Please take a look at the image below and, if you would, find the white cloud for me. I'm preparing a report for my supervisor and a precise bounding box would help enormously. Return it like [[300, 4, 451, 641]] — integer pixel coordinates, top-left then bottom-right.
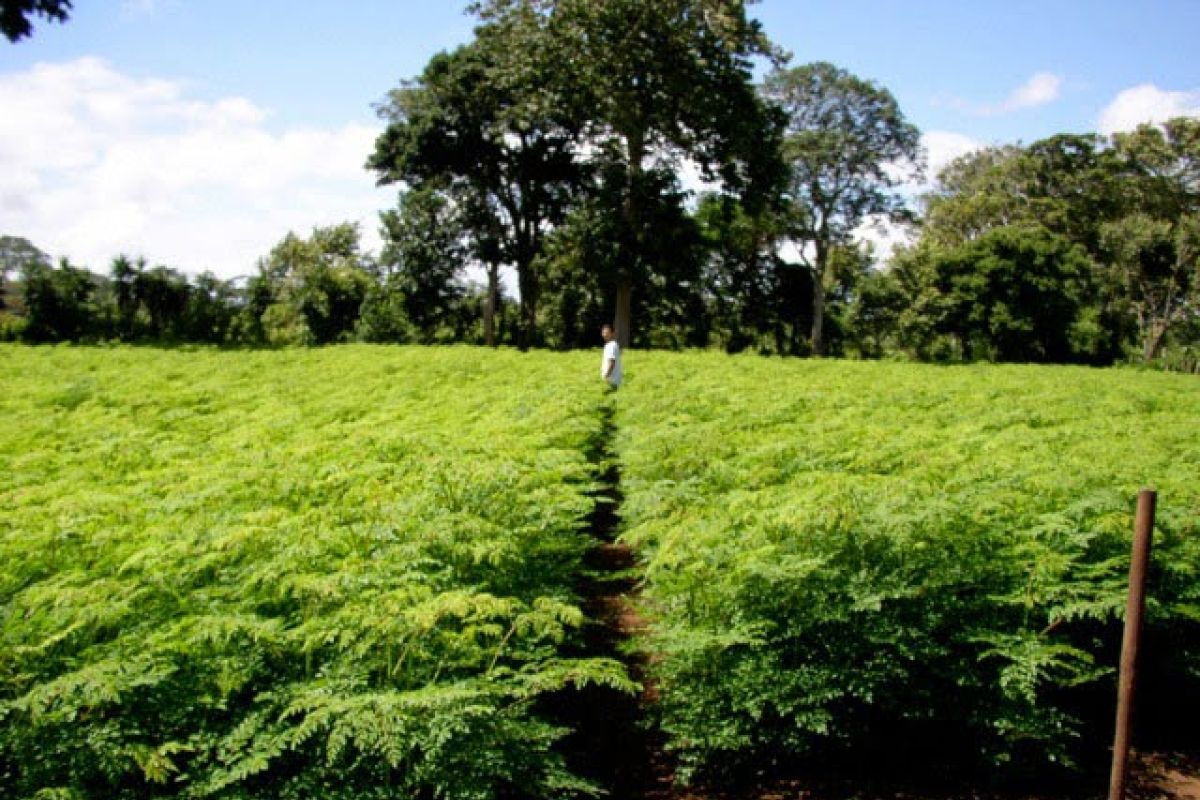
[[934, 72, 1063, 117], [1007, 72, 1063, 110], [1098, 83, 1200, 134], [854, 214, 915, 259], [922, 130, 984, 180], [979, 72, 1063, 116], [0, 57, 391, 278]]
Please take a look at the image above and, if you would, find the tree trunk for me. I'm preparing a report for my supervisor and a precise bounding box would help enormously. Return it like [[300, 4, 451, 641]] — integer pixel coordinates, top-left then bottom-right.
[[1143, 321, 1168, 362], [810, 224, 830, 357], [810, 276, 825, 356], [517, 252, 538, 351], [484, 264, 498, 347], [615, 281, 632, 348], [615, 124, 645, 351]]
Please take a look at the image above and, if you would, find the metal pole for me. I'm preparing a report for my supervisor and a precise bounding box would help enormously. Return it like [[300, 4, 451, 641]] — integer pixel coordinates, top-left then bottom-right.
[[1108, 488, 1157, 800]]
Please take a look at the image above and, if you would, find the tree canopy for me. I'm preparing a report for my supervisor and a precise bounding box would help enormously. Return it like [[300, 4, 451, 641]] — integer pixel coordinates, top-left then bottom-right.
[[763, 61, 923, 355], [370, 0, 784, 349], [900, 118, 1200, 365], [1, 0, 71, 41], [369, 35, 580, 348]]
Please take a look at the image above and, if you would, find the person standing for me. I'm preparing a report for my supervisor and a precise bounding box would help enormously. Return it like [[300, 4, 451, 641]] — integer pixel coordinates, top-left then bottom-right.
[[600, 324, 623, 388]]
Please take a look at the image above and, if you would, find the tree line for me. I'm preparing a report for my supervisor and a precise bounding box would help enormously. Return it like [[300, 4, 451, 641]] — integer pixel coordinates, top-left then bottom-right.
[[3, 0, 1197, 367], [0, 226, 520, 347]]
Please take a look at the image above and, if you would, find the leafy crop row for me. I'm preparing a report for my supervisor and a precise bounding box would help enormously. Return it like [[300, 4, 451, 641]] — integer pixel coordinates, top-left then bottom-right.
[[0, 345, 629, 800], [613, 353, 1200, 781]]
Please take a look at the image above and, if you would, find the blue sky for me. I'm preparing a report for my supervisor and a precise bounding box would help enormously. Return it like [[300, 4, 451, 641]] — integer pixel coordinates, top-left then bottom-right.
[[756, 0, 1200, 144], [1, 1, 477, 129], [2, 0, 1198, 278]]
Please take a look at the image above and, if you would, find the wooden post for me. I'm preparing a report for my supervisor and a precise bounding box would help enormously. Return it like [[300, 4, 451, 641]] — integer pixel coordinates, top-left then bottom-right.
[[1108, 488, 1157, 800]]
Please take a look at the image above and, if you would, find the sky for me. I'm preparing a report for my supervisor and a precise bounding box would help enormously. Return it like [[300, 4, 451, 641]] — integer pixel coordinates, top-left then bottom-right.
[[2, 0, 1198, 280]]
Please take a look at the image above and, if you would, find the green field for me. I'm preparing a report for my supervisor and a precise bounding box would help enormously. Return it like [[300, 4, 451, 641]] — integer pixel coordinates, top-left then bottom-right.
[[613, 354, 1200, 780], [1, 346, 629, 800], [2, 345, 1198, 798]]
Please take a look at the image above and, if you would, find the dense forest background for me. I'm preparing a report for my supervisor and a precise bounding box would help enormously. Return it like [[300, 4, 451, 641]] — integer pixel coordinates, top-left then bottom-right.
[[2, 0, 1197, 370]]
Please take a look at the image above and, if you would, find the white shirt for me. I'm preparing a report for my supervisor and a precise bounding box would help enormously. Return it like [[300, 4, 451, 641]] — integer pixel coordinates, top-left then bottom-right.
[[601, 340, 622, 387]]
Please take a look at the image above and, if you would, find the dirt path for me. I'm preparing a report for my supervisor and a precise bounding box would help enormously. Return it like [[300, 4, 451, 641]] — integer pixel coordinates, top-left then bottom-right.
[[556, 400, 677, 799]]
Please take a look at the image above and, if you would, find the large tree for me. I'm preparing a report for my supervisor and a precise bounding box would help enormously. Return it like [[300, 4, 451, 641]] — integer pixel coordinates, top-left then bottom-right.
[[1100, 119, 1200, 360], [109, 254, 141, 338], [254, 224, 375, 346], [1110, 117, 1200, 220], [369, 30, 580, 348], [922, 134, 1118, 255], [19, 257, 97, 342], [182, 271, 240, 343], [1, 235, 50, 314], [763, 62, 922, 356], [1, 0, 70, 41], [694, 194, 799, 353], [915, 135, 1128, 362], [378, 186, 467, 343], [538, 168, 709, 349], [917, 119, 1200, 363], [1100, 213, 1199, 361], [474, 0, 783, 348], [134, 264, 191, 340], [900, 225, 1093, 362]]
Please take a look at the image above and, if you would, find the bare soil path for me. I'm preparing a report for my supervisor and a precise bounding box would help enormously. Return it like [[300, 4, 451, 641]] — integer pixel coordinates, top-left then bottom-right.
[[554, 400, 677, 798]]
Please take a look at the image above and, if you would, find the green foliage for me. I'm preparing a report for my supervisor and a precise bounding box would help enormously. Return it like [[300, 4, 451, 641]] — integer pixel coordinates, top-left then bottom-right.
[[1098, 202, 1199, 362], [253, 224, 376, 346], [1, 235, 50, 336], [108, 256, 236, 343], [763, 61, 923, 355], [540, 171, 710, 350], [354, 282, 414, 344], [7, 245, 242, 346], [5, 344, 1199, 794], [898, 225, 1094, 362], [1052, 125, 1200, 361], [910, 119, 1200, 366], [18, 258, 100, 343], [0, 0, 71, 42], [467, 0, 784, 346], [369, 34, 581, 348], [613, 353, 1200, 781], [0, 345, 634, 799], [378, 187, 466, 343], [693, 194, 806, 355], [922, 135, 1115, 256], [845, 265, 906, 358], [503, 0, 782, 188]]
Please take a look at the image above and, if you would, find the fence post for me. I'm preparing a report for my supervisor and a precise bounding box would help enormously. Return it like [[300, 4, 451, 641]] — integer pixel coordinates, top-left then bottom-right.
[[1108, 488, 1157, 800]]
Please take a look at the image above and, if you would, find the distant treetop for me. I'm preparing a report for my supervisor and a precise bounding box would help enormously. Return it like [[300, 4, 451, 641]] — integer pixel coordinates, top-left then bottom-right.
[[1, 0, 72, 42]]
